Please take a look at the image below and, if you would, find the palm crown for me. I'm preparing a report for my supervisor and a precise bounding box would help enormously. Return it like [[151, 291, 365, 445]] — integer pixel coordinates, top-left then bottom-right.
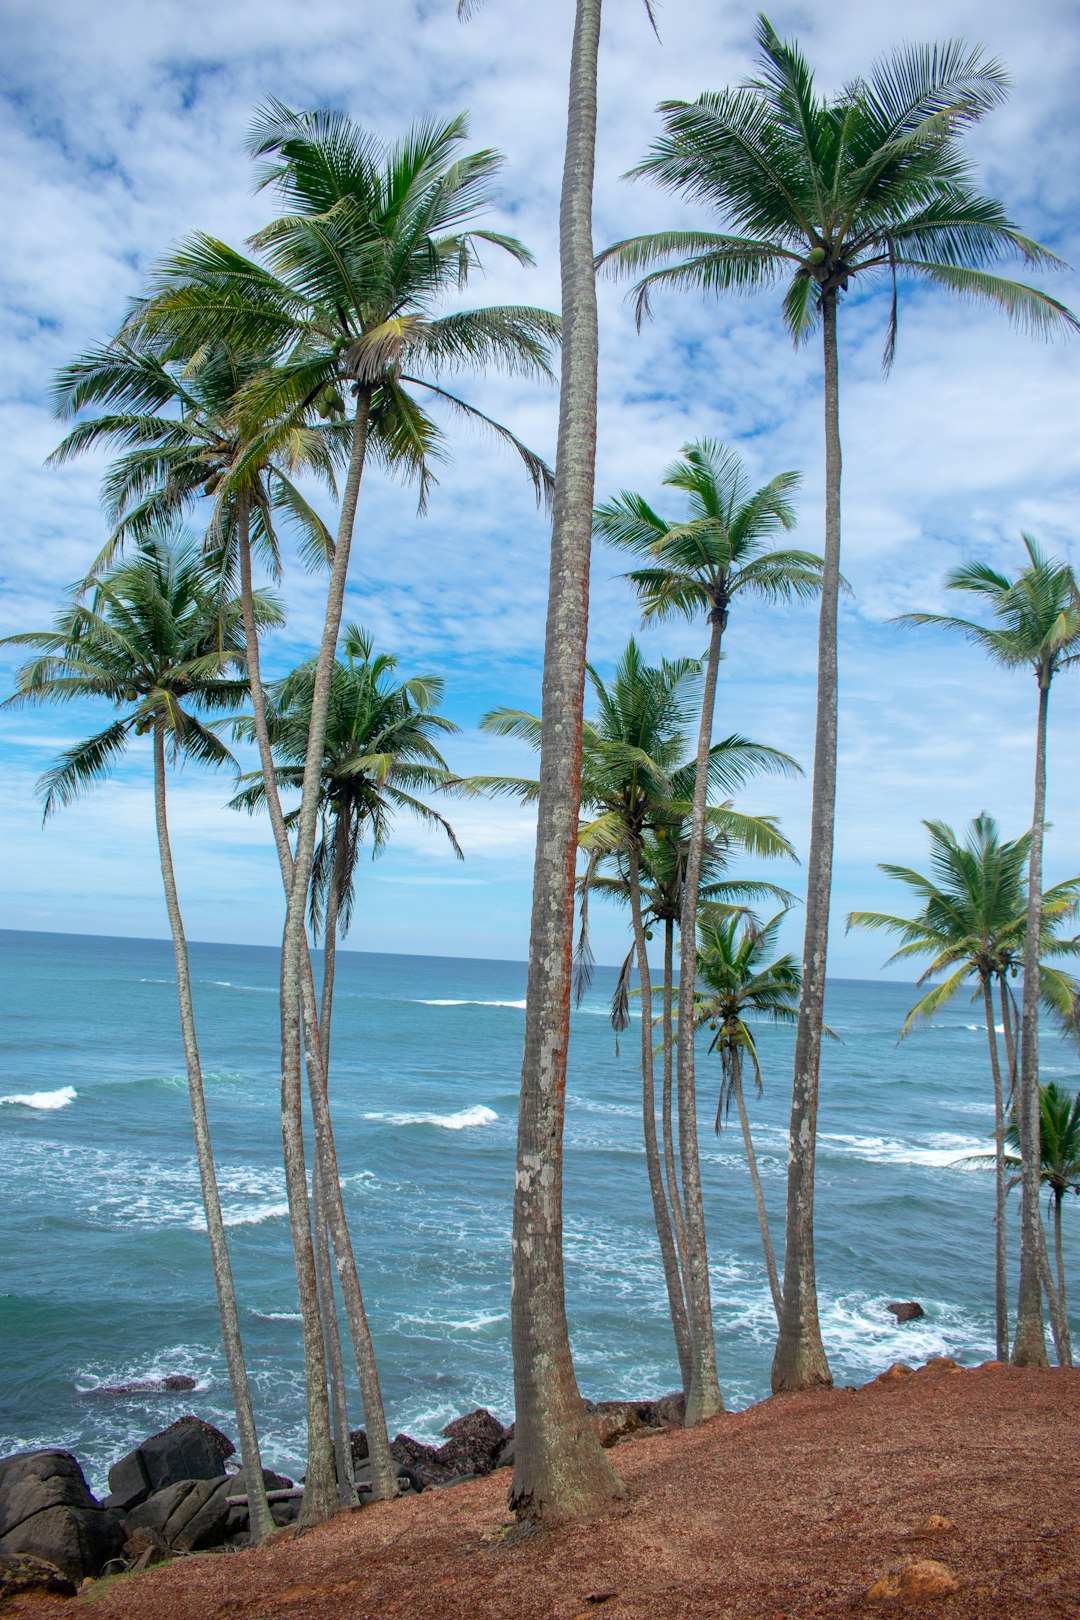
[[2, 532, 280, 817], [693, 909, 802, 1128], [231, 624, 461, 939], [598, 15, 1078, 361], [127, 106, 560, 509], [49, 339, 340, 580], [594, 438, 821, 624]]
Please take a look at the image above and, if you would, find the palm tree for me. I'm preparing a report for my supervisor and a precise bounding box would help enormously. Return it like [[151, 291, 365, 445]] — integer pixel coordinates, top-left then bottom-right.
[[692, 910, 805, 1320], [900, 539, 1080, 1366], [584, 815, 797, 1318], [477, 640, 797, 1399], [1, 532, 282, 1544], [127, 107, 559, 1521], [594, 437, 818, 1417], [848, 815, 1080, 1360], [598, 16, 1079, 1394], [1008, 1084, 1080, 1366]]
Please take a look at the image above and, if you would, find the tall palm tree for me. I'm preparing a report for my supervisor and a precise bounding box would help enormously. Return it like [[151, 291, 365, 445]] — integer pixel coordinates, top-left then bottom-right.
[[599, 16, 1079, 1393], [477, 640, 797, 1398], [692, 910, 806, 1321], [900, 539, 1080, 1366], [848, 814, 1080, 1360], [594, 437, 817, 1417], [127, 107, 559, 1521], [1007, 1084, 1080, 1366], [1, 532, 282, 1544]]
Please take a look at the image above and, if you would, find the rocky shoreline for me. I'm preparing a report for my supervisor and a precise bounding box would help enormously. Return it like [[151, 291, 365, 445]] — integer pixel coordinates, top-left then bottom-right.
[[0, 1392, 686, 1601]]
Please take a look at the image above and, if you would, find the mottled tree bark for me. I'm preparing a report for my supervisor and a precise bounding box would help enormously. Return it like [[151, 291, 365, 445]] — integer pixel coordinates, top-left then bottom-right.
[[509, 0, 625, 1522], [662, 918, 691, 1305], [771, 291, 840, 1394], [152, 720, 273, 1544], [1012, 678, 1050, 1368]]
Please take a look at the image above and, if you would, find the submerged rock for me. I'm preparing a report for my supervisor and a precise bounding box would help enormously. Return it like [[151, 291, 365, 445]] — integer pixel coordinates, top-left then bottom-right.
[[0, 1450, 125, 1581], [86, 1374, 198, 1398], [886, 1301, 925, 1323]]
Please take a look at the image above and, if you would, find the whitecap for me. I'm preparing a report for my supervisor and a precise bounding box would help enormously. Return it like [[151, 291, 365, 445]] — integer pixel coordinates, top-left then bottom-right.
[[0, 1086, 77, 1111], [250, 1309, 303, 1322], [819, 1130, 985, 1169], [187, 1200, 291, 1231], [414, 998, 526, 1009], [363, 1104, 498, 1131]]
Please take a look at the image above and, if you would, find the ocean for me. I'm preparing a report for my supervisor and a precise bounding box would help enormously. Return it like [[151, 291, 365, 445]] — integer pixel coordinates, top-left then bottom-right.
[[2, 927, 1076, 1492]]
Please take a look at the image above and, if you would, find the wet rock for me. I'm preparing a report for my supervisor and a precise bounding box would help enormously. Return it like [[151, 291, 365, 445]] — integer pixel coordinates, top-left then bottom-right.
[[124, 1477, 231, 1553], [437, 1409, 508, 1475], [106, 1416, 229, 1510], [867, 1558, 959, 1603], [0, 1450, 126, 1582], [886, 1301, 925, 1324], [0, 1551, 78, 1601], [87, 1375, 198, 1398]]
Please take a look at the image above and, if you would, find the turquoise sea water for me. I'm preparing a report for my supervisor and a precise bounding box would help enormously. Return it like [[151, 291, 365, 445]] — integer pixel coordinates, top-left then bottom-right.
[[2, 927, 1077, 1491]]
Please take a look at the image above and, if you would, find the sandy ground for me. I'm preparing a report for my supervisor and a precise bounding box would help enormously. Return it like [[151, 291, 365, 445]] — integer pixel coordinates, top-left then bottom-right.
[[9, 1361, 1080, 1619]]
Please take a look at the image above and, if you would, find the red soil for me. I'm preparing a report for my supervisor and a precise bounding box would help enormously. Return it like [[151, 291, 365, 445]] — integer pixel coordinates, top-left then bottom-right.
[[10, 1361, 1080, 1619]]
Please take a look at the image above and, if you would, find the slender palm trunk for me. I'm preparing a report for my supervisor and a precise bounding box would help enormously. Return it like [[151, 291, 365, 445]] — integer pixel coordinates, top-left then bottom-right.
[[151, 721, 273, 1544], [1036, 1206, 1070, 1366], [509, 0, 625, 1522], [676, 611, 726, 1424], [238, 476, 396, 1503], [1052, 1191, 1072, 1366], [982, 975, 1009, 1360], [732, 1066, 781, 1322], [311, 1160, 355, 1506], [319, 817, 347, 1078], [662, 917, 691, 1297], [1000, 977, 1018, 1107], [1013, 677, 1051, 1367], [629, 849, 692, 1388], [772, 291, 840, 1394]]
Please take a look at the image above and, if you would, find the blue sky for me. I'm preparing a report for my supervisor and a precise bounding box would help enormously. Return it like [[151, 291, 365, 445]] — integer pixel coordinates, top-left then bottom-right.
[[1, 0, 1078, 977]]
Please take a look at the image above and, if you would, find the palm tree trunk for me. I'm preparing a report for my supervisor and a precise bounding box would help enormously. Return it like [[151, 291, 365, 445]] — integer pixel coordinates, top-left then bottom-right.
[[1053, 1191, 1072, 1366], [1036, 1205, 1070, 1366], [999, 976, 1019, 1107], [311, 1161, 355, 1506], [238, 472, 395, 1515], [319, 817, 348, 1078], [151, 720, 273, 1544], [629, 848, 692, 1388], [982, 975, 1009, 1361], [662, 917, 691, 1296], [771, 290, 840, 1395], [509, 0, 625, 1523], [1013, 677, 1051, 1367], [676, 610, 726, 1424], [732, 1068, 781, 1322]]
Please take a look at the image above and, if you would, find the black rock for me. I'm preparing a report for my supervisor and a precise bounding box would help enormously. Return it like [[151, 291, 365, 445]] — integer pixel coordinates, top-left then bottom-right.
[[436, 1408, 508, 1476], [0, 1451, 125, 1582], [107, 1416, 229, 1510], [88, 1375, 198, 1398], [124, 1477, 231, 1553], [886, 1300, 926, 1323]]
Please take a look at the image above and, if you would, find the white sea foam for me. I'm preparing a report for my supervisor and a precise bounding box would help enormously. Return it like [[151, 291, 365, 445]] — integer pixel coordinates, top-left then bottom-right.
[[414, 997, 526, 1009], [0, 1085, 77, 1111], [204, 980, 275, 994], [962, 1023, 1006, 1034], [819, 1130, 985, 1169], [250, 1309, 303, 1322], [364, 1104, 498, 1131], [187, 1199, 291, 1231]]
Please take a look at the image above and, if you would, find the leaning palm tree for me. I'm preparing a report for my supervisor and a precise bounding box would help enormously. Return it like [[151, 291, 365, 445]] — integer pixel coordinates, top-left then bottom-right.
[[477, 640, 798, 1399], [692, 910, 806, 1321], [594, 437, 818, 1418], [899, 539, 1080, 1366], [1, 532, 282, 1544], [599, 16, 1079, 1393], [128, 107, 559, 1521], [848, 814, 1080, 1360]]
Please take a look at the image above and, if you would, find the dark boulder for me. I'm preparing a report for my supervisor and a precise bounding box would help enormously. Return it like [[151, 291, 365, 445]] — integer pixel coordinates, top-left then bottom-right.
[[350, 1428, 369, 1466], [0, 1450, 126, 1582], [124, 1476, 231, 1553], [390, 1433, 450, 1485], [0, 1551, 78, 1602], [106, 1416, 230, 1510], [122, 1525, 173, 1572], [87, 1375, 197, 1398], [886, 1300, 926, 1323], [436, 1408, 508, 1476]]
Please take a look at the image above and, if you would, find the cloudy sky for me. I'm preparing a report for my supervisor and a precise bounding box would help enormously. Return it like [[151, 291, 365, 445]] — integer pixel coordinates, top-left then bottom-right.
[[2, 0, 1078, 977]]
